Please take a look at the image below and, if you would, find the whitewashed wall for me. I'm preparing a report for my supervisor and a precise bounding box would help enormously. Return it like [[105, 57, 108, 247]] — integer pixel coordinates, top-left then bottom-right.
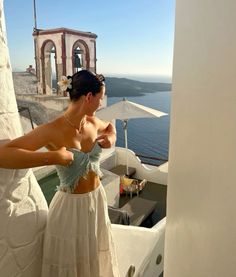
[[165, 1, 236, 277], [0, 1, 48, 276]]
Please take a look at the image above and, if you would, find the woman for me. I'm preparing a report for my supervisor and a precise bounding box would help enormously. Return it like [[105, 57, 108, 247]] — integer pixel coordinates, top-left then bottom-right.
[[0, 70, 120, 277]]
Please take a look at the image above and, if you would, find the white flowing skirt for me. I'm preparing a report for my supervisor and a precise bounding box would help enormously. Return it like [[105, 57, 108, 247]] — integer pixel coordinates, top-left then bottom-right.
[[42, 183, 120, 277]]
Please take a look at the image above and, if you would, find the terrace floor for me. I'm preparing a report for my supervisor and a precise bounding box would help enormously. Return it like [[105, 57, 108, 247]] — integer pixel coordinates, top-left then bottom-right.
[[119, 181, 167, 227]]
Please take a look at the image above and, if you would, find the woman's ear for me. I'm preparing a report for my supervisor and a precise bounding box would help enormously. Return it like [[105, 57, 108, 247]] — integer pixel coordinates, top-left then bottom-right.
[[85, 92, 93, 102]]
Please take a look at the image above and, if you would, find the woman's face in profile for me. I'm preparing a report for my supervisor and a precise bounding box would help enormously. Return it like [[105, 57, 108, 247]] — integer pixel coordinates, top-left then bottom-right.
[[87, 86, 105, 116]]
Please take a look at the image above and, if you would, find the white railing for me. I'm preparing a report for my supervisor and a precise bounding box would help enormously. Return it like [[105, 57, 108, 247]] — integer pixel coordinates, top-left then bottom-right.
[[101, 147, 168, 185]]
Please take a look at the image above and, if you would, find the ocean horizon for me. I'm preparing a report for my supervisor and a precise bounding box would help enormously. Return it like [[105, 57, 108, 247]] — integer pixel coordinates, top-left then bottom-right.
[[107, 90, 171, 165], [105, 73, 172, 83]]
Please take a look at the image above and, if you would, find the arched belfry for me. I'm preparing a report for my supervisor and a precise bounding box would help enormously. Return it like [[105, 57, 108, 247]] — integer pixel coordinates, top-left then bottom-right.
[[33, 28, 97, 95]]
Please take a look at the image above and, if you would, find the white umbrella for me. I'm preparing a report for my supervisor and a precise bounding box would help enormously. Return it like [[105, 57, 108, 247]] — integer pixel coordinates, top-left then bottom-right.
[[96, 98, 168, 175]]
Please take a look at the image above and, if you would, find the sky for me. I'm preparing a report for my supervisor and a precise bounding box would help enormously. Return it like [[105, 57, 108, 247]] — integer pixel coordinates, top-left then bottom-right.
[[4, 0, 175, 81]]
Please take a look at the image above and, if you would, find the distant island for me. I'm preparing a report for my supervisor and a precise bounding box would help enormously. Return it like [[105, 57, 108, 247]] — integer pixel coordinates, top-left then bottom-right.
[[105, 77, 171, 97], [14, 72, 172, 97]]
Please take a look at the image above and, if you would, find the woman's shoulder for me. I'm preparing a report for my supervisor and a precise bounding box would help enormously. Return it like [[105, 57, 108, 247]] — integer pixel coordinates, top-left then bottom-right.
[[86, 115, 98, 126], [86, 116, 107, 132], [34, 117, 60, 132], [33, 117, 64, 140], [35, 117, 66, 150], [87, 115, 104, 125]]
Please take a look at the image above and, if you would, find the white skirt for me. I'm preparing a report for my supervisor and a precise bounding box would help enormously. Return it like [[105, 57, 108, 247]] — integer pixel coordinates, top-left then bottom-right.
[[42, 183, 120, 277]]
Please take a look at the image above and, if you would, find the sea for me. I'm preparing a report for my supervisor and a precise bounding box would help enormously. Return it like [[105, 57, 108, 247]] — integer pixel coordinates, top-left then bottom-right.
[[106, 74, 171, 166]]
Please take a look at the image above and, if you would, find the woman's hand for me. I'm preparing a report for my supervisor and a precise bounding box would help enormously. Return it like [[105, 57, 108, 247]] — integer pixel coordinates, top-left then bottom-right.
[[96, 134, 113, 148], [55, 147, 74, 166], [93, 118, 116, 148]]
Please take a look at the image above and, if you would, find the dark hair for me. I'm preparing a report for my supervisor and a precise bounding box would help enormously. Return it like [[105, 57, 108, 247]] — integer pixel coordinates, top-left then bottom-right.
[[66, 70, 105, 101]]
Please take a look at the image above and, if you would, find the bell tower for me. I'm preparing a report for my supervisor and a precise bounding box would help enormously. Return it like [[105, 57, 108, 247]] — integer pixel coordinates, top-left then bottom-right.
[[33, 28, 97, 95]]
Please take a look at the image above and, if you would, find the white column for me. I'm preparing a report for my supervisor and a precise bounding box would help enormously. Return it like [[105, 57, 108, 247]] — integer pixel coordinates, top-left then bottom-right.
[[165, 1, 236, 277], [0, 1, 48, 276]]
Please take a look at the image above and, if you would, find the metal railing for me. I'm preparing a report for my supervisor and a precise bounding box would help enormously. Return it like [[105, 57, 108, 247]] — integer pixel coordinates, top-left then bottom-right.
[[135, 153, 168, 166], [18, 106, 34, 129]]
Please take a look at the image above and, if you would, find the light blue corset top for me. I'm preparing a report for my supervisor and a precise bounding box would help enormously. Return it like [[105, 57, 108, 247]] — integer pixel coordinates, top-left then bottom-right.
[[55, 141, 102, 193]]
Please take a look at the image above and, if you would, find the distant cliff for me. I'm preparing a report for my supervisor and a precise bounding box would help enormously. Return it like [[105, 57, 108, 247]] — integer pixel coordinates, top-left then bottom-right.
[[105, 77, 171, 97], [13, 72, 172, 97]]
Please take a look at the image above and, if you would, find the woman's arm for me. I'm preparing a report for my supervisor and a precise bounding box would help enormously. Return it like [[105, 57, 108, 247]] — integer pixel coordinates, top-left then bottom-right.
[[0, 123, 73, 169], [93, 117, 116, 148]]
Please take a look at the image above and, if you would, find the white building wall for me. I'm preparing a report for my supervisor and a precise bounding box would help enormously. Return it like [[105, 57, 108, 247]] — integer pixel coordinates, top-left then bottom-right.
[[165, 1, 236, 277], [0, 1, 48, 276]]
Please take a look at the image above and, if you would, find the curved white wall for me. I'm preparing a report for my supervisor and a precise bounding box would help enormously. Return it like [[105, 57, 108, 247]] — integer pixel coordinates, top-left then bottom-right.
[[115, 147, 168, 185], [0, 1, 48, 276], [165, 1, 236, 277], [112, 218, 165, 277]]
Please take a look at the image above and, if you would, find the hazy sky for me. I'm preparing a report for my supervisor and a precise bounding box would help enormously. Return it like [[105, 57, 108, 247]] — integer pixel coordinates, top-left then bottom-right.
[[4, 0, 175, 79]]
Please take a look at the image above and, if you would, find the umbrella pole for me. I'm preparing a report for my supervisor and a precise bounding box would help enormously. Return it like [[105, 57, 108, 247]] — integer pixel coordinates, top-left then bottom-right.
[[123, 120, 129, 176]]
